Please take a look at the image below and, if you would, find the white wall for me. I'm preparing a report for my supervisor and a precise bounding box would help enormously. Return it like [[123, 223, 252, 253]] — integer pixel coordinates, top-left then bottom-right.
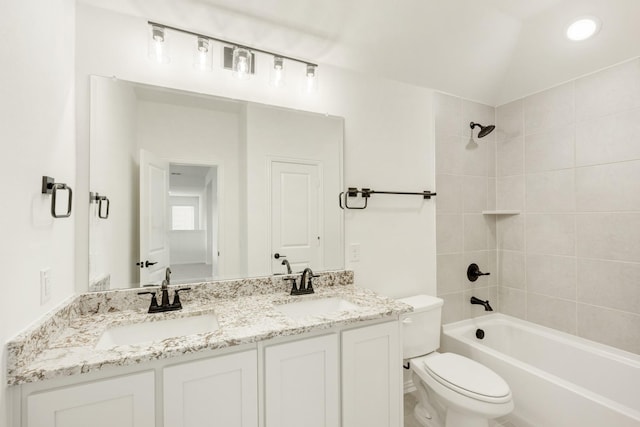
[[75, 3, 436, 299], [0, 0, 76, 424], [89, 76, 139, 289]]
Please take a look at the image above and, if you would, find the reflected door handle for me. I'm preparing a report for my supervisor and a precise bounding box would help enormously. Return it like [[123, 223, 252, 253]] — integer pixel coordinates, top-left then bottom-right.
[[274, 253, 286, 259], [136, 260, 158, 268]]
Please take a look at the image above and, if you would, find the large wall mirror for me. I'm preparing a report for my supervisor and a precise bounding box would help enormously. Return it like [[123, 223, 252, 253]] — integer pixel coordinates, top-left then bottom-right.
[[89, 76, 344, 290]]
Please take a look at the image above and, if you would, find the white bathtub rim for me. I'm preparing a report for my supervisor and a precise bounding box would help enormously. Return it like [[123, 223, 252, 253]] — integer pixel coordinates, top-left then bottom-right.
[[443, 313, 640, 367], [442, 313, 640, 423]]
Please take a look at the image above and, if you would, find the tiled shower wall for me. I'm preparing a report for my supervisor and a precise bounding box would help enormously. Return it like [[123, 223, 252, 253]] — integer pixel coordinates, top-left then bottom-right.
[[495, 58, 640, 355], [434, 93, 498, 323]]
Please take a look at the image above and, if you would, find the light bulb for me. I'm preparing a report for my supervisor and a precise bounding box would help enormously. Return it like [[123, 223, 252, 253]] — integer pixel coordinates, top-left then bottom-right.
[[305, 64, 318, 93], [232, 47, 252, 80], [269, 57, 286, 87], [148, 25, 170, 64], [193, 37, 212, 71]]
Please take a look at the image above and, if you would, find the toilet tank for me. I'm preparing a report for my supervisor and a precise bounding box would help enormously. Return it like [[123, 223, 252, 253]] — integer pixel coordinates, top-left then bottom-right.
[[398, 295, 444, 359]]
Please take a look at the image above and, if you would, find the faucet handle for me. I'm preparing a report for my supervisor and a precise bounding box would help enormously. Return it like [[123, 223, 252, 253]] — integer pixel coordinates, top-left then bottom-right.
[[172, 287, 191, 307], [137, 291, 160, 311], [284, 277, 298, 294]]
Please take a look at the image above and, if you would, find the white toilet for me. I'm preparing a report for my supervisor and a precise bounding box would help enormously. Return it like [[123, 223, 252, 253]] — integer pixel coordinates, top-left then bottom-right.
[[399, 295, 513, 427]]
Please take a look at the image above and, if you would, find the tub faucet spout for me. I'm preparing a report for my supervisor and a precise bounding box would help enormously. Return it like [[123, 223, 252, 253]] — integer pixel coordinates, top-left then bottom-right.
[[470, 296, 493, 311]]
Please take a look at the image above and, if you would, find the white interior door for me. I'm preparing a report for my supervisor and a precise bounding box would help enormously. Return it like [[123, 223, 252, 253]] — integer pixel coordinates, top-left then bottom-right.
[[140, 149, 170, 285], [271, 161, 321, 274]]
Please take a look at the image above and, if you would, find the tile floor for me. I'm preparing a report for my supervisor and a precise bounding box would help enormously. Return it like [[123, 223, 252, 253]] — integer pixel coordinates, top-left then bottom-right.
[[403, 391, 517, 427]]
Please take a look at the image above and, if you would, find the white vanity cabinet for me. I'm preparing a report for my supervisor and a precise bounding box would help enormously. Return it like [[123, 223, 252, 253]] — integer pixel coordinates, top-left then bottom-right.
[[25, 371, 155, 427], [342, 321, 402, 427], [17, 319, 402, 427], [264, 333, 340, 427], [163, 349, 258, 427]]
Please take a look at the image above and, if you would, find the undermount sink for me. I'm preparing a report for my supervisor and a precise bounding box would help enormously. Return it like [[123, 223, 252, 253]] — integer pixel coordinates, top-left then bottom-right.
[[275, 297, 360, 320], [95, 314, 219, 350]]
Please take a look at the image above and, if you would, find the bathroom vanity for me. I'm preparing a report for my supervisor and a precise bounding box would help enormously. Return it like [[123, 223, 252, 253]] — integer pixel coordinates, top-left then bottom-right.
[[7, 272, 409, 427]]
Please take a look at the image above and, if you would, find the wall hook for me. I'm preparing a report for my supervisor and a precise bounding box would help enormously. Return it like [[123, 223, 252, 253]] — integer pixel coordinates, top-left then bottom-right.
[[41, 176, 72, 218]]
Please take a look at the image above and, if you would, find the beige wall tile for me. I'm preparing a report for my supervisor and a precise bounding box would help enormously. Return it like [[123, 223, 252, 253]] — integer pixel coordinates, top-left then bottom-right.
[[463, 176, 488, 213], [526, 254, 576, 299], [496, 99, 523, 143], [576, 107, 640, 167], [575, 160, 640, 212], [436, 214, 464, 254], [436, 174, 463, 214], [464, 214, 488, 251], [498, 287, 526, 319], [577, 258, 640, 314], [526, 170, 575, 213], [575, 58, 640, 123], [462, 138, 489, 176], [497, 175, 525, 211], [577, 213, 640, 262], [436, 135, 464, 175], [437, 253, 466, 295], [497, 136, 524, 177], [497, 215, 525, 251], [578, 304, 640, 354], [524, 82, 574, 135], [526, 214, 575, 256], [498, 250, 525, 289], [525, 125, 575, 173], [527, 294, 577, 334]]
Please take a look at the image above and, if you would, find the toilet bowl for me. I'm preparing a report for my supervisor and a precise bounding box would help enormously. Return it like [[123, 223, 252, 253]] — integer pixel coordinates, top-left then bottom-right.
[[399, 295, 513, 427]]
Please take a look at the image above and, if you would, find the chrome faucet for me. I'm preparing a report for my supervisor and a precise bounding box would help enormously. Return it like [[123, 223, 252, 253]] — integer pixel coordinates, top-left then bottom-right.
[[281, 259, 292, 274], [470, 296, 493, 311]]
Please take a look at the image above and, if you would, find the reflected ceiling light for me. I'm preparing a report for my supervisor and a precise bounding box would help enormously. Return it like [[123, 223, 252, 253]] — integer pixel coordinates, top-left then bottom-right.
[[270, 56, 286, 87], [566, 16, 601, 41], [232, 47, 253, 80], [305, 64, 318, 93], [193, 37, 212, 71], [148, 24, 170, 64]]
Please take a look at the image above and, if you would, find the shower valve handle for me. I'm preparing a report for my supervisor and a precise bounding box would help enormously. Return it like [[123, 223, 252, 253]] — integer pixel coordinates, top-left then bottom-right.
[[467, 263, 490, 282]]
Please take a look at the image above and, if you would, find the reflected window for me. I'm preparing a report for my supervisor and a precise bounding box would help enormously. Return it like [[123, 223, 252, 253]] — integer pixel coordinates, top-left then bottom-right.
[[172, 205, 195, 230]]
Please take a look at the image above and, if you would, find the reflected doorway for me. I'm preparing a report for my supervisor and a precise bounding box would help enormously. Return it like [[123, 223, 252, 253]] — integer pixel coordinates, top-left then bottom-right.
[[168, 163, 219, 283]]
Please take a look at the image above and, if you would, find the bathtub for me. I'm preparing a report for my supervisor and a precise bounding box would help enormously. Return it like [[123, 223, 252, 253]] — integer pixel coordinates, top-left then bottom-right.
[[441, 313, 640, 427]]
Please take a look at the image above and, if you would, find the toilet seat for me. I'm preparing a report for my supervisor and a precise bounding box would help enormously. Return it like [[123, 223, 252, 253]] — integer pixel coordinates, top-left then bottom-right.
[[418, 353, 511, 404]]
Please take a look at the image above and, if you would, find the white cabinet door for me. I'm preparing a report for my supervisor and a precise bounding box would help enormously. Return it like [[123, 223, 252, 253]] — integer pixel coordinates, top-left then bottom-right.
[[26, 371, 154, 427], [264, 334, 339, 427], [163, 349, 258, 427], [342, 321, 401, 427]]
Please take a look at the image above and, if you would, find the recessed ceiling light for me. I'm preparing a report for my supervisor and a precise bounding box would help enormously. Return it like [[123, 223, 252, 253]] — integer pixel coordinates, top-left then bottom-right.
[[566, 16, 601, 41]]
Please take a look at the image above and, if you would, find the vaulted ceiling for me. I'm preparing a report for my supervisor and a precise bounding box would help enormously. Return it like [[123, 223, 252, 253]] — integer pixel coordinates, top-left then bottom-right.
[[79, 0, 640, 105]]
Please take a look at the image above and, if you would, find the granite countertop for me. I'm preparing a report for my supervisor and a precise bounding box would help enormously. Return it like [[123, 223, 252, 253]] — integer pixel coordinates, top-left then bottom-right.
[[6, 271, 411, 386]]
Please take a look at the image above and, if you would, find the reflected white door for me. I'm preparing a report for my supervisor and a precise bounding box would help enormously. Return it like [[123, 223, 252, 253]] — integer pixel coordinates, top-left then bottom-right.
[[140, 149, 170, 285], [271, 161, 322, 274]]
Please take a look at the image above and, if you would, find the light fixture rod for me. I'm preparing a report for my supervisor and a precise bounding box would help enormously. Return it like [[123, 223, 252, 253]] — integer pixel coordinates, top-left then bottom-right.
[[148, 21, 318, 68]]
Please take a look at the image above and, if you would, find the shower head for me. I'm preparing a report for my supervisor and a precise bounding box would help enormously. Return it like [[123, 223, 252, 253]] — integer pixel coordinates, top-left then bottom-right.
[[470, 122, 495, 138]]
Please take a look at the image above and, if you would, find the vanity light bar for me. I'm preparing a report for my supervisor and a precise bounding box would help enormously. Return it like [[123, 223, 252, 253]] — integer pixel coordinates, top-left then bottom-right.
[[147, 21, 318, 77]]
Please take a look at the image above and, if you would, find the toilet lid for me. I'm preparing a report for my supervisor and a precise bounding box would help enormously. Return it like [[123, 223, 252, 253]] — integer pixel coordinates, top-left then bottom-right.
[[423, 353, 510, 401]]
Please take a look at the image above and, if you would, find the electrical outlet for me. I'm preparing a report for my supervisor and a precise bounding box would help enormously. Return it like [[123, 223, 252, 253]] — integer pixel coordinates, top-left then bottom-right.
[[349, 243, 361, 262], [40, 268, 51, 305]]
